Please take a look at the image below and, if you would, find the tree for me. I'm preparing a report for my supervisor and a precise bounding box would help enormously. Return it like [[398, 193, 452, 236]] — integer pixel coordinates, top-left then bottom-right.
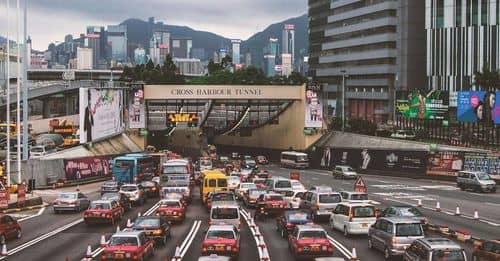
[[475, 65, 500, 91], [145, 59, 155, 70]]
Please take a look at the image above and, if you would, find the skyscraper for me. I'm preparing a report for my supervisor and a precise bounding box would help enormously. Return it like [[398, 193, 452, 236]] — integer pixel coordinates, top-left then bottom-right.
[[282, 24, 295, 67], [263, 54, 276, 77], [107, 25, 127, 63], [77, 47, 93, 70], [231, 39, 241, 65], [171, 37, 192, 58], [85, 26, 104, 68], [281, 53, 292, 77], [134, 47, 146, 65], [149, 29, 170, 64]]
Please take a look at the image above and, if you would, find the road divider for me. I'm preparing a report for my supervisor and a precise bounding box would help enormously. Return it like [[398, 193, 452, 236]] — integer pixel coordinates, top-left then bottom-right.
[[326, 235, 352, 259], [240, 209, 269, 260], [171, 220, 202, 261]]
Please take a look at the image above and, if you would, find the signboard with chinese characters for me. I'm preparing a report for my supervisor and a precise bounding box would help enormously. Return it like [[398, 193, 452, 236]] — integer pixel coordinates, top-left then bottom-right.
[[129, 87, 145, 129], [305, 82, 323, 128]]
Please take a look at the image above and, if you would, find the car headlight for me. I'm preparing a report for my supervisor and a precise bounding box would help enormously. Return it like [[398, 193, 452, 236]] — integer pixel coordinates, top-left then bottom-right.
[[322, 245, 327, 251], [226, 245, 232, 251], [125, 253, 131, 258]]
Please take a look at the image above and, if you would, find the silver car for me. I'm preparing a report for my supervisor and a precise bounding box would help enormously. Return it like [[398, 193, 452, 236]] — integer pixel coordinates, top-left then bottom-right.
[[457, 171, 497, 193], [332, 165, 358, 179], [403, 238, 467, 261], [368, 217, 425, 260], [53, 192, 90, 213]]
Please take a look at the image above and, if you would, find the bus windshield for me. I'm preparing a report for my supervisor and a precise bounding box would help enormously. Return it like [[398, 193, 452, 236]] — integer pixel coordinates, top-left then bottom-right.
[[163, 165, 188, 174], [114, 160, 134, 169]]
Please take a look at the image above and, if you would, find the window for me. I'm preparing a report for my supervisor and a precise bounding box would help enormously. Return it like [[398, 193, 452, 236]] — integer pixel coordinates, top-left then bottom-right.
[[109, 237, 138, 246], [340, 192, 348, 199], [319, 194, 341, 203], [208, 179, 216, 187], [396, 223, 423, 236], [217, 179, 227, 187], [275, 180, 291, 189], [352, 206, 375, 217], [211, 208, 238, 219], [431, 250, 465, 261], [298, 230, 327, 239], [207, 230, 235, 239]]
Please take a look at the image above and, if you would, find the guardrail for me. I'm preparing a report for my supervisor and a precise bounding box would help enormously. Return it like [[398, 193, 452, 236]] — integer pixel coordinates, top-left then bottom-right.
[[239, 209, 270, 261]]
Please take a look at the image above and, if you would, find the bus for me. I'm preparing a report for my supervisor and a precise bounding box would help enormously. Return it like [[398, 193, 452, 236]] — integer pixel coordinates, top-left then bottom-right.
[[280, 151, 309, 169], [160, 159, 192, 201], [112, 154, 157, 183]]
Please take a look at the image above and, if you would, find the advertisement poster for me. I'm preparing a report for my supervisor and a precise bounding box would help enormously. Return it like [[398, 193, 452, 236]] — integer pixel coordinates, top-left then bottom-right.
[[427, 151, 464, 176], [329, 148, 427, 175], [64, 156, 112, 181], [305, 83, 323, 128], [129, 88, 145, 129], [80, 88, 123, 143], [17, 184, 26, 206], [463, 152, 500, 179], [458, 91, 498, 124], [397, 89, 449, 120], [327, 99, 337, 117]]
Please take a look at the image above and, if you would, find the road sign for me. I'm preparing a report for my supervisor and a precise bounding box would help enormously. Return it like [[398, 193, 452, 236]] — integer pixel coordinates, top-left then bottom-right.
[[354, 176, 367, 193], [0, 190, 9, 209], [17, 184, 26, 206]]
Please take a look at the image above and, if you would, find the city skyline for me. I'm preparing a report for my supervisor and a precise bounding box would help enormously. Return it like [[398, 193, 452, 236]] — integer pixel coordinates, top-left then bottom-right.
[[0, 0, 306, 51]]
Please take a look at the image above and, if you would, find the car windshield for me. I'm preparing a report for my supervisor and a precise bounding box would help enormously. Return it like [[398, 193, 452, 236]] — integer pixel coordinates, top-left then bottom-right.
[[206, 230, 234, 239], [228, 177, 239, 182], [241, 183, 257, 189], [297, 155, 308, 162], [212, 193, 234, 201], [352, 207, 375, 217], [351, 194, 368, 200], [31, 147, 44, 153], [431, 250, 465, 261], [249, 190, 265, 196], [246, 160, 256, 165], [344, 167, 354, 172], [160, 201, 181, 207], [121, 186, 137, 192], [164, 165, 188, 174], [476, 173, 492, 180], [319, 194, 341, 203], [217, 179, 227, 187], [211, 208, 238, 219], [288, 213, 309, 222], [103, 182, 117, 187], [395, 223, 423, 236], [134, 218, 160, 228], [267, 195, 283, 201], [90, 202, 111, 209], [141, 181, 155, 187], [164, 193, 183, 200], [299, 231, 326, 239], [57, 193, 76, 200], [114, 160, 134, 169], [101, 194, 119, 201], [109, 236, 138, 246], [276, 180, 291, 188], [397, 207, 423, 217]]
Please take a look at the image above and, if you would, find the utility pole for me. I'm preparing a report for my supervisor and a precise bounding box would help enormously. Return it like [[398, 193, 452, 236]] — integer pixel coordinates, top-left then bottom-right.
[[22, 0, 28, 160], [16, 0, 22, 183], [6, 0, 11, 187], [340, 70, 347, 132]]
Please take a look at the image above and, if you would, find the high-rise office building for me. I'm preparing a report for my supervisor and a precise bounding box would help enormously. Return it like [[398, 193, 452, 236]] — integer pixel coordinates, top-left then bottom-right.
[[134, 47, 146, 65], [85, 26, 104, 68], [191, 48, 206, 60], [107, 25, 127, 63], [149, 29, 170, 64], [308, 0, 426, 123], [231, 39, 241, 65], [173, 58, 204, 76], [218, 48, 228, 60], [263, 54, 276, 77], [282, 24, 295, 66], [426, 0, 500, 94], [245, 52, 252, 66], [281, 53, 292, 77], [171, 37, 192, 58], [77, 47, 93, 70]]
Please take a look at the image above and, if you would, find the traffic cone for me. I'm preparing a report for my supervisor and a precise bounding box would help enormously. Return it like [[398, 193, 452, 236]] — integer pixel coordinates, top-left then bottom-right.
[[86, 244, 92, 258], [260, 245, 270, 261], [137, 212, 142, 217], [351, 247, 358, 260], [174, 244, 181, 259], [417, 199, 422, 207], [474, 209, 479, 220], [100, 233, 106, 246], [455, 205, 461, 216], [436, 201, 441, 212], [116, 225, 120, 233], [1, 243, 7, 256], [127, 218, 133, 228]]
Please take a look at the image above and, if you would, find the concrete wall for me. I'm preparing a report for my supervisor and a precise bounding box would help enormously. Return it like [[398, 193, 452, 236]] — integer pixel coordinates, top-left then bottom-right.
[[214, 85, 323, 151]]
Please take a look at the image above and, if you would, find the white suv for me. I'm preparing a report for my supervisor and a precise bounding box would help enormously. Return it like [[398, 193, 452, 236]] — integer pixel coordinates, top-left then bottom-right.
[[329, 203, 377, 236]]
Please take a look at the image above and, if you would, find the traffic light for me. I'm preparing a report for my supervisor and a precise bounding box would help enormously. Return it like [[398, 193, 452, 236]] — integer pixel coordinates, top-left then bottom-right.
[[188, 114, 198, 127]]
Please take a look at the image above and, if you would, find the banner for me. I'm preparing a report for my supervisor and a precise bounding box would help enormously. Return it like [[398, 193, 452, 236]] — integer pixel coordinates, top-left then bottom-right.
[[427, 151, 464, 176], [17, 184, 26, 206], [397, 89, 449, 120], [129, 87, 145, 129], [305, 83, 323, 128], [0, 190, 9, 209], [64, 156, 112, 181], [463, 152, 500, 179], [493, 91, 500, 124], [80, 88, 124, 143], [458, 91, 498, 124]]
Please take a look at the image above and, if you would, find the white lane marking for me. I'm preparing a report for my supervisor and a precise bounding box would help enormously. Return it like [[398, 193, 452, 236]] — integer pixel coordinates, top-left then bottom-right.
[[91, 201, 162, 258], [18, 207, 46, 222], [326, 235, 352, 259], [179, 220, 202, 258], [0, 218, 84, 259], [485, 202, 500, 207]]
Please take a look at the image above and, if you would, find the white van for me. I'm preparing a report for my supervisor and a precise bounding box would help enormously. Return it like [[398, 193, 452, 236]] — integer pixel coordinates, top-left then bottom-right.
[[210, 201, 241, 229], [280, 151, 309, 168], [329, 203, 377, 236], [30, 144, 56, 159]]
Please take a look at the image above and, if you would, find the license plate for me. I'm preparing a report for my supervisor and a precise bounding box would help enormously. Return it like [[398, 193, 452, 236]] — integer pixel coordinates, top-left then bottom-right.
[[166, 211, 172, 215], [311, 246, 320, 251], [215, 246, 225, 251], [361, 223, 368, 228], [114, 253, 124, 259]]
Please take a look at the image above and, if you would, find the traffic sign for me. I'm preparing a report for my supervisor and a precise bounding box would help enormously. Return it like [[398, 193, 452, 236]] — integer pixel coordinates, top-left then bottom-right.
[[354, 176, 367, 193]]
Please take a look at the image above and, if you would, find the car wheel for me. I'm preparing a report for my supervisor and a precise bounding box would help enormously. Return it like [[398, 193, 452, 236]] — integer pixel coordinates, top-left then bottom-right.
[[384, 247, 392, 260], [0, 234, 5, 244], [281, 228, 286, 238], [343, 226, 349, 237], [16, 228, 21, 239]]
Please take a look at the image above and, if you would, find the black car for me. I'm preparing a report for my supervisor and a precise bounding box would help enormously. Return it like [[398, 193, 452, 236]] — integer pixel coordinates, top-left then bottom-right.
[[132, 216, 171, 245], [276, 210, 312, 238], [379, 205, 428, 225], [100, 181, 120, 195], [101, 192, 132, 212], [140, 181, 160, 198]]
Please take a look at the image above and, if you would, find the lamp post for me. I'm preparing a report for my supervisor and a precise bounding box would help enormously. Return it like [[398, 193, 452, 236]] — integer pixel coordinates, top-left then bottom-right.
[[340, 70, 348, 132], [6, 0, 11, 187]]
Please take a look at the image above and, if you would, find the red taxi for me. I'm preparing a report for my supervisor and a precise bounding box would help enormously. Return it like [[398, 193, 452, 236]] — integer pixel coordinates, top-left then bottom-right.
[[288, 225, 334, 259], [256, 193, 288, 217], [156, 199, 186, 222], [163, 192, 186, 206], [101, 231, 154, 260], [84, 200, 124, 225], [201, 225, 240, 258], [0, 215, 22, 242], [252, 178, 266, 189]]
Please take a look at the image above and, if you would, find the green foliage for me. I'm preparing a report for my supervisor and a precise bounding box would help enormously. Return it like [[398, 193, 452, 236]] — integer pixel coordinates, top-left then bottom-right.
[[120, 54, 184, 84], [474, 65, 500, 90]]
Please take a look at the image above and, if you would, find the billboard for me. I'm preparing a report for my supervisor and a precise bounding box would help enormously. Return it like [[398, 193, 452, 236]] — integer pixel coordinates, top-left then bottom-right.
[[463, 152, 500, 178], [397, 89, 449, 120], [458, 91, 499, 124], [64, 156, 112, 181], [79, 88, 124, 143], [129, 87, 145, 129], [305, 83, 323, 128], [427, 151, 464, 177]]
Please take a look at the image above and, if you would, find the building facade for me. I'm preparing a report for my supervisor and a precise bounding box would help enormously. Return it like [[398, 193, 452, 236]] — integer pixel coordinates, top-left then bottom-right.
[[282, 24, 295, 67], [134, 47, 146, 65], [149, 29, 171, 65], [76, 47, 93, 70], [231, 39, 241, 65], [264, 54, 276, 77], [107, 25, 128, 63], [173, 58, 204, 76], [308, 0, 426, 123], [171, 37, 192, 59], [282, 53, 292, 76], [426, 0, 500, 94]]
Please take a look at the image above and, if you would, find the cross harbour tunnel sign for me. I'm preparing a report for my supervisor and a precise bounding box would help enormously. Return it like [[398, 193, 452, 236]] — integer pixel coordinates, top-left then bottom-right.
[[144, 85, 303, 100]]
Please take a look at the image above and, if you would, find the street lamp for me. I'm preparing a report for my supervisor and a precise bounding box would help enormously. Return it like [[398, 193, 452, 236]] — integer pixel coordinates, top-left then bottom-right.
[[340, 70, 348, 132]]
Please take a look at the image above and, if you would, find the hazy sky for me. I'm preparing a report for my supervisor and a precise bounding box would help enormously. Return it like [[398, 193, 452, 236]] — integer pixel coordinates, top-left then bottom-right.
[[0, 0, 306, 50]]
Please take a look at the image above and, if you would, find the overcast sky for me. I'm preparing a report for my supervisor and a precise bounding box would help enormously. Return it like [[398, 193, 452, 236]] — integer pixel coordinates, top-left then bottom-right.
[[0, 0, 306, 50]]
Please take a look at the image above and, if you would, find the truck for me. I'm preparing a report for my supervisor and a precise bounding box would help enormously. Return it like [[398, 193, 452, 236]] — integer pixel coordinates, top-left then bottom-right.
[[112, 154, 157, 184]]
